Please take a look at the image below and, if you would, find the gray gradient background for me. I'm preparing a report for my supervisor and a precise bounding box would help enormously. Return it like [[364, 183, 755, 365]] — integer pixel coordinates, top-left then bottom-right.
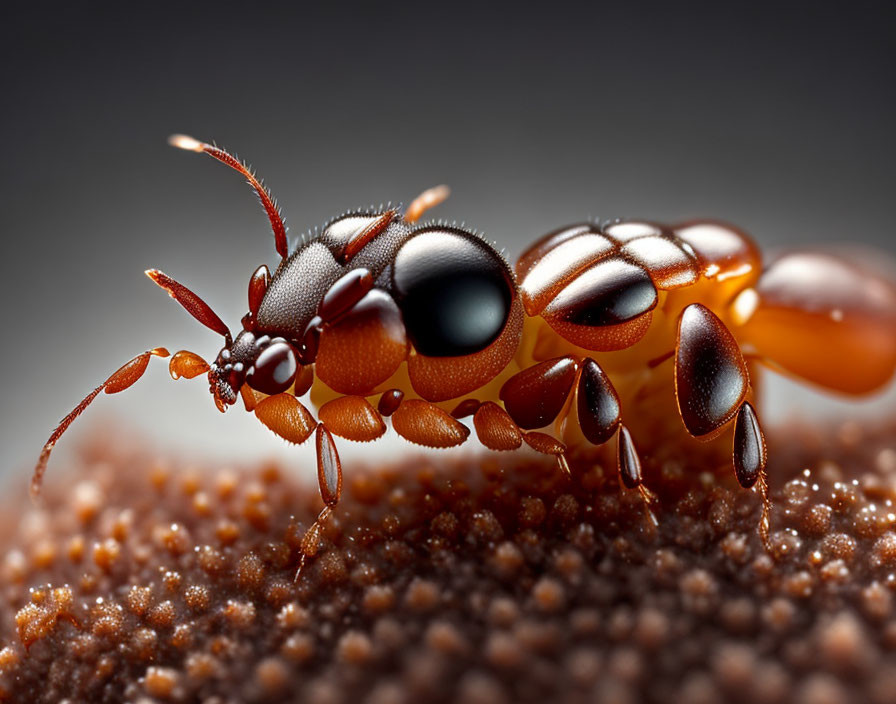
[[2, 2, 894, 479]]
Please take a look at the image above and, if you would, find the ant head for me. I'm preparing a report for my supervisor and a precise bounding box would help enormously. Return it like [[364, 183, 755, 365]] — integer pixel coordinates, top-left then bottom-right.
[[208, 345, 242, 412], [208, 332, 301, 413]]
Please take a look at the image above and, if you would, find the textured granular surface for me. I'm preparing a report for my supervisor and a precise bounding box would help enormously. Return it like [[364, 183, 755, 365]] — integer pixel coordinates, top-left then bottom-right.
[[1, 419, 896, 704]]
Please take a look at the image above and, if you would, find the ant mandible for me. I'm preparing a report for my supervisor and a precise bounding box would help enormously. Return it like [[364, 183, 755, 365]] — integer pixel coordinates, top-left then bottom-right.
[[33, 135, 896, 577]]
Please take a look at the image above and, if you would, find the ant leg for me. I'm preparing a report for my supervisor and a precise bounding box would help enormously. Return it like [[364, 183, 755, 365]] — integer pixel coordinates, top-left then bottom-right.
[[472, 401, 522, 450], [390, 399, 471, 448], [249, 394, 340, 579], [523, 432, 571, 477], [675, 303, 749, 440], [733, 402, 770, 549], [296, 424, 343, 580], [499, 356, 582, 477], [467, 400, 569, 476], [575, 357, 656, 522], [290, 395, 393, 576], [617, 425, 659, 527], [253, 393, 317, 443], [404, 185, 451, 224], [294, 397, 390, 573], [317, 396, 386, 442], [676, 304, 774, 545], [32, 348, 171, 499]]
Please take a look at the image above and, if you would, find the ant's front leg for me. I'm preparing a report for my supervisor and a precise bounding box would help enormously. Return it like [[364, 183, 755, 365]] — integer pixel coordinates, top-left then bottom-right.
[[253, 393, 380, 580], [251, 393, 327, 578], [32, 347, 175, 498], [297, 425, 342, 580], [675, 303, 770, 547]]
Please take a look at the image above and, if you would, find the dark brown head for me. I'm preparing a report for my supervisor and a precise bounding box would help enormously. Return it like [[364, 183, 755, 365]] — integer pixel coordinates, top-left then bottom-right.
[[208, 332, 300, 412], [160, 135, 525, 408]]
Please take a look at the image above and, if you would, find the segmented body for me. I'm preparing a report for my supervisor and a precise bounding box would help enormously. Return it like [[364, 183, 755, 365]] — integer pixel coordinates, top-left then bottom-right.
[[283, 214, 757, 454], [236, 206, 895, 555], [34, 136, 896, 577]]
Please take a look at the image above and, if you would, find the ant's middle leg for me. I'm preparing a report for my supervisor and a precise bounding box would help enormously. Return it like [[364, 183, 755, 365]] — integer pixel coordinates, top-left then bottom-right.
[[578, 357, 658, 524]]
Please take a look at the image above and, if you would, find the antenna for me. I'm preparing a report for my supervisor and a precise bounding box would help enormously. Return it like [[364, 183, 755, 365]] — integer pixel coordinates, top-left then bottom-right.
[[169, 134, 289, 260]]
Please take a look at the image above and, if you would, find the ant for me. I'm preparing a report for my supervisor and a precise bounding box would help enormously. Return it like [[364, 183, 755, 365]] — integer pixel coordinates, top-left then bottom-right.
[[33, 135, 896, 577]]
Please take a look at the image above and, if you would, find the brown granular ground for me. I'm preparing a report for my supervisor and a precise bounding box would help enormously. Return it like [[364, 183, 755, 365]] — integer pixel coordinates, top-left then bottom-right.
[[1, 419, 896, 704]]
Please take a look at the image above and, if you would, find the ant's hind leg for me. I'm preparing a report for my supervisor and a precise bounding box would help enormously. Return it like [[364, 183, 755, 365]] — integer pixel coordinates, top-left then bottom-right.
[[733, 402, 770, 549], [169, 349, 211, 380], [32, 347, 172, 499]]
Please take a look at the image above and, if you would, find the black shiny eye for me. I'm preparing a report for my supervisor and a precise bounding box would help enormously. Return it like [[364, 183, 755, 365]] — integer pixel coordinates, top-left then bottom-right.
[[246, 340, 298, 395], [392, 227, 513, 357]]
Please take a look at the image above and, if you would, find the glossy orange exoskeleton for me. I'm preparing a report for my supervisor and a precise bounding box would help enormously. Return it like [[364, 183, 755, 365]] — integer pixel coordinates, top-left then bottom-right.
[[34, 136, 896, 574]]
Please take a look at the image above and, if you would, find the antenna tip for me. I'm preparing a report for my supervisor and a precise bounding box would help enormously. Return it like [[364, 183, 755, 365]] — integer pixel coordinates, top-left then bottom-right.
[[168, 134, 205, 152]]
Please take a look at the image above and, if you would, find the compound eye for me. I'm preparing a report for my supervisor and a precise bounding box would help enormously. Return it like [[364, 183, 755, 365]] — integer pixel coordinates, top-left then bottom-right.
[[392, 227, 514, 357], [246, 340, 298, 395]]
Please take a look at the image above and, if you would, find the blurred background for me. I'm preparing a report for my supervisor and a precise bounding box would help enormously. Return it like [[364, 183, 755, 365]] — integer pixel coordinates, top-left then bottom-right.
[[1, 1, 894, 478]]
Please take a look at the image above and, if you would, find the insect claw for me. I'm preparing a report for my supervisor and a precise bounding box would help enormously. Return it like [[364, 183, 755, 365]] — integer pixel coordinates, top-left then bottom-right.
[[637, 484, 660, 528], [557, 453, 571, 478], [293, 556, 306, 583], [293, 505, 332, 581]]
